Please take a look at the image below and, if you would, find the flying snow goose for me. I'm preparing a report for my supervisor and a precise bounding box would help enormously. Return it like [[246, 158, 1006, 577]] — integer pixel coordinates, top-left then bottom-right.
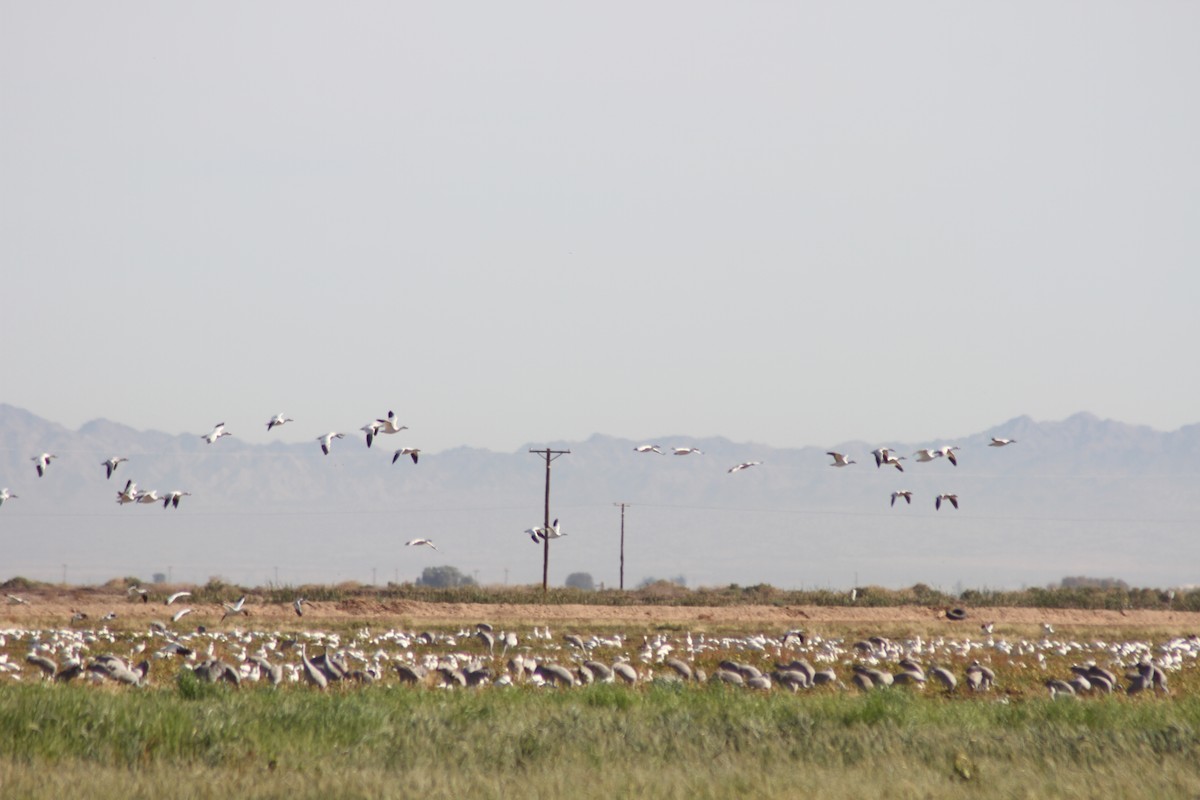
[[361, 422, 382, 448], [165, 591, 191, 606], [32, 453, 56, 477], [318, 432, 345, 455], [827, 451, 856, 467], [989, 437, 1016, 447], [672, 447, 703, 456], [162, 490, 191, 509], [202, 423, 231, 444], [890, 490, 913, 507], [871, 448, 895, 468], [0, 488, 17, 507], [634, 445, 664, 454], [937, 446, 960, 466], [375, 410, 408, 436], [935, 493, 959, 510], [392, 447, 421, 464], [727, 461, 762, 473], [116, 480, 139, 505], [102, 456, 128, 479], [266, 413, 294, 431], [406, 538, 439, 551], [913, 449, 941, 463], [135, 489, 160, 505], [881, 454, 905, 471]]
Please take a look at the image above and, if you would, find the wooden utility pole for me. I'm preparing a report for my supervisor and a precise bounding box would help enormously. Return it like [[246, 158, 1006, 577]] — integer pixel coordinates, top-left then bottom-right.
[[529, 447, 570, 594], [613, 502, 630, 590]]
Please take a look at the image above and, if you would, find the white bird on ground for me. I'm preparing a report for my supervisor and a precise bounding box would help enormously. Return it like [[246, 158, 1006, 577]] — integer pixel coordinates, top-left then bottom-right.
[[102, 456, 128, 479], [162, 490, 191, 509], [116, 480, 138, 505], [0, 488, 17, 507], [375, 410, 408, 436], [165, 591, 191, 606], [266, 413, 294, 431], [406, 538, 439, 551], [672, 447, 703, 456], [203, 423, 231, 444], [827, 452, 856, 467], [935, 493, 959, 510], [728, 461, 762, 473], [989, 437, 1016, 447], [392, 447, 421, 464], [318, 432, 345, 455], [32, 453, 56, 477], [891, 490, 913, 507], [634, 445, 664, 454], [361, 422, 382, 448], [135, 490, 161, 505]]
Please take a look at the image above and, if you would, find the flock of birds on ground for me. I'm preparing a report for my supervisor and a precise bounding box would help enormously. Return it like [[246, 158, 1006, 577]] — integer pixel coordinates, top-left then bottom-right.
[[0, 407, 1020, 559], [0, 594, 1189, 699]]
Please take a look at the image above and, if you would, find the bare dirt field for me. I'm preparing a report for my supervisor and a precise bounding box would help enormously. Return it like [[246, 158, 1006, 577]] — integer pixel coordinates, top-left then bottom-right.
[[4, 588, 1199, 632]]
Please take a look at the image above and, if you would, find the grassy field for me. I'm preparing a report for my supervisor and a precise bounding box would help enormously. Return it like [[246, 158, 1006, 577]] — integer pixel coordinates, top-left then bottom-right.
[[1, 679, 1199, 799]]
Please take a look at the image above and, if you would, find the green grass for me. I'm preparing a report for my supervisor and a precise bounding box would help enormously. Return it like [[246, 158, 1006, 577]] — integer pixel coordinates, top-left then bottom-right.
[[1, 682, 1199, 799]]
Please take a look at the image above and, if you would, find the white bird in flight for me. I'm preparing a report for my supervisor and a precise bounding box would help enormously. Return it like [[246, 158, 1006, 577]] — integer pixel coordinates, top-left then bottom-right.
[[203, 423, 231, 444], [526, 519, 565, 543], [827, 451, 856, 467], [32, 453, 56, 477], [318, 432, 345, 456], [989, 437, 1016, 447], [375, 410, 408, 436], [937, 446, 960, 466], [727, 461, 762, 473], [672, 447, 703, 456], [913, 449, 941, 463], [406, 538, 439, 551], [361, 422, 382, 448], [0, 488, 17, 507], [266, 413, 294, 431], [392, 447, 421, 464], [634, 445, 664, 455], [891, 490, 913, 507], [935, 493, 959, 510], [165, 591, 191, 606], [116, 480, 139, 505], [135, 489, 161, 505], [162, 490, 191, 509], [102, 456, 128, 479]]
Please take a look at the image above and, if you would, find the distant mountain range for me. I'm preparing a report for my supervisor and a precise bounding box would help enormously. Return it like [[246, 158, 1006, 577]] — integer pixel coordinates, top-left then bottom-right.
[[1, 404, 1197, 590]]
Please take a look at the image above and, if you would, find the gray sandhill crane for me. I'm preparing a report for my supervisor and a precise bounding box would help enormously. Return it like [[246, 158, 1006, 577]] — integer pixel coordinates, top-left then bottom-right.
[[0, 488, 17, 507], [935, 493, 959, 510], [102, 456, 128, 479], [826, 452, 856, 467], [266, 413, 294, 431], [318, 432, 344, 455], [202, 423, 231, 444], [890, 490, 913, 507], [32, 453, 56, 477], [26, 653, 57, 679], [392, 447, 421, 464], [299, 644, 328, 689], [293, 598, 308, 617], [162, 490, 191, 509]]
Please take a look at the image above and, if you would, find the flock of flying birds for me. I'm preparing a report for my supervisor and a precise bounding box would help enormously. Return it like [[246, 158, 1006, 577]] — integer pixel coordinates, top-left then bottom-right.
[[631, 436, 1019, 512], [0, 410, 423, 514]]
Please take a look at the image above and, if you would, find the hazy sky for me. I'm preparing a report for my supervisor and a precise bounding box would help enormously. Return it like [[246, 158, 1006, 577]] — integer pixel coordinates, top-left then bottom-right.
[[4, 2, 1198, 454]]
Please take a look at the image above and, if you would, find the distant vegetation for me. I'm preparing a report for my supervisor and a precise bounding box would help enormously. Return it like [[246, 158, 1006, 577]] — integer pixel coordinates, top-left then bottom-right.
[[4, 575, 1198, 611]]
